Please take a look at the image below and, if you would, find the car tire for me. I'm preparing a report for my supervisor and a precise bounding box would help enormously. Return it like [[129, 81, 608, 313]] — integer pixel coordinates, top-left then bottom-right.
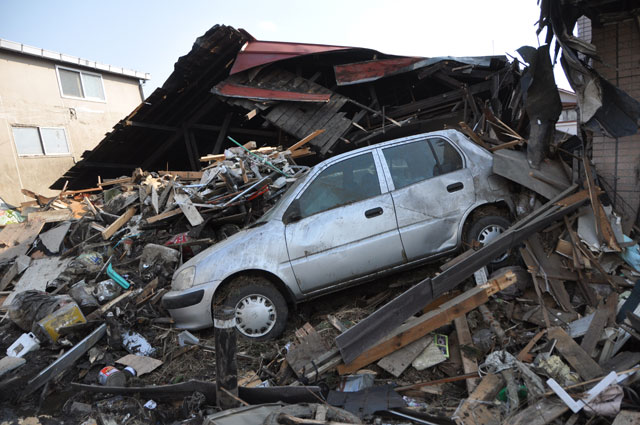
[[221, 276, 288, 341], [465, 215, 512, 267]]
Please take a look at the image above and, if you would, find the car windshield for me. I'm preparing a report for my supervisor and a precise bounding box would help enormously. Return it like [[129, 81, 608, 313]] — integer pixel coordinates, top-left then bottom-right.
[[253, 174, 307, 225]]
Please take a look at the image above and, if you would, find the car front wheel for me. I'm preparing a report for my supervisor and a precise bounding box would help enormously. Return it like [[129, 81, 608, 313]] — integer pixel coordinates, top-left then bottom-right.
[[220, 276, 288, 341]]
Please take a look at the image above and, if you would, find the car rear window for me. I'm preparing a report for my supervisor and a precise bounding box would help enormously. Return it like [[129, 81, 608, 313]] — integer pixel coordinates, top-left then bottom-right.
[[382, 140, 437, 189]]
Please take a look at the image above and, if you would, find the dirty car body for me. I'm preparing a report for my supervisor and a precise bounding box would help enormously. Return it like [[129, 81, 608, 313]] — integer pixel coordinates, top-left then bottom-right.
[[162, 129, 512, 337]]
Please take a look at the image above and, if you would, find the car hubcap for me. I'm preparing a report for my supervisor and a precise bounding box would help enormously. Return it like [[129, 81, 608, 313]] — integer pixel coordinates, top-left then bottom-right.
[[477, 224, 508, 263], [234, 294, 276, 337]]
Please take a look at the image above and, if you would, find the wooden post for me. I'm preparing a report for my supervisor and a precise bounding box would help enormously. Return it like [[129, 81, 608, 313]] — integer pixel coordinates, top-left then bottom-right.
[[215, 307, 239, 409]]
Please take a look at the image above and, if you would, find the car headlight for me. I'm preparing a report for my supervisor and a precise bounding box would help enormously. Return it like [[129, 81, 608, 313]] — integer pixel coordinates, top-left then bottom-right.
[[172, 266, 196, 291]]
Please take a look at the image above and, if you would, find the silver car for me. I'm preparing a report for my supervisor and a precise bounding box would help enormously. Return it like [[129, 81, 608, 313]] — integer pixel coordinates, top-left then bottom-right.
[[162, 129, 513, 340]]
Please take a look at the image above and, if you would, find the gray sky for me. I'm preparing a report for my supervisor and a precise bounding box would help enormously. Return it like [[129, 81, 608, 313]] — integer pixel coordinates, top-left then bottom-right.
[[1, 0, 570, 97]]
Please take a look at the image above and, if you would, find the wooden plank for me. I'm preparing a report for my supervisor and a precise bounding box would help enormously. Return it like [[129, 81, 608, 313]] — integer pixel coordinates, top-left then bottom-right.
[[0, 219, 45, 265], [102, 207, 136, 240], [337, 286, 489, 374], [525, 235, 575, 313], [548, 327, 603, 381], [288, 129, 325, 152], [517, 329, 546, 363], [28, 209, 73, 223], [377, 334, 431, 378], [290, 147, 315, 159], [453, 373, 504, 425], [98, 176, 133, 187], [458, 121, 488, 149], [286, 323, 328, 378], [455, 315, 479, 394], [580, 299, 608, 357], [583, 158, 621, 251], [503, 398, 568, 425], [173, 193, 204, 226], [136, 278, 159, 305], [488, 140, 522, 152], [146, 208, 182, 224], [86, 291, 133, 321], [157, 171, 204, 180]]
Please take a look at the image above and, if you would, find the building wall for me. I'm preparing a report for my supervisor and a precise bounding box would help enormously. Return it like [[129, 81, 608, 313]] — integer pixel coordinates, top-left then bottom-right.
[[0, 50, 143, 205], [579, 16, 640, 230]]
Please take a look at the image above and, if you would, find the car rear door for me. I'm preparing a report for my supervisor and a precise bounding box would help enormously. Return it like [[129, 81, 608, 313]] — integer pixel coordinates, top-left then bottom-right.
[[380, 137, 476, 261], [285, 151, 404, 294]]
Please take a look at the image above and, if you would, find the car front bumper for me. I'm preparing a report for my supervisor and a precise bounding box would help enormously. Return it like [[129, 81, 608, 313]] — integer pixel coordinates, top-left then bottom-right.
[[162, 281, 219, 330]]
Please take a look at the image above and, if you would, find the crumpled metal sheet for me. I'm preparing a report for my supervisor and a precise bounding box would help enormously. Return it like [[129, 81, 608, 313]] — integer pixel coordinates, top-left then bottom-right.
[[327, 384, 406, 419], [517, 44, 562, 168], [539, 0, 640, 138]]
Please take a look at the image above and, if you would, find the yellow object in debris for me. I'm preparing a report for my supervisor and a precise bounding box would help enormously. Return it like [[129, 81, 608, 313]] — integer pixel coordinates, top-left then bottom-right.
[[37, 302, 86, 343]]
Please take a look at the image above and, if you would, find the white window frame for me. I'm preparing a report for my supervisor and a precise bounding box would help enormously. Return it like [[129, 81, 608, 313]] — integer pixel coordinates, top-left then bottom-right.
[[12, 125, 71, 157], [55, 65, 107, 102]]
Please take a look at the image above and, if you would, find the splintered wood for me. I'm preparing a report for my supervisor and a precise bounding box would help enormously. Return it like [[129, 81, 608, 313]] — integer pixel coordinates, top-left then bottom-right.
[[285, 323, 329, 378], [338, 271, 516, 374]]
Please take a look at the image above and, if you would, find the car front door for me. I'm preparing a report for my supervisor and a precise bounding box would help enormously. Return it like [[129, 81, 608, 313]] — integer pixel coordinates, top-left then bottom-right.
[[284, 151, 404, 294], [380, 137, 476, 261]]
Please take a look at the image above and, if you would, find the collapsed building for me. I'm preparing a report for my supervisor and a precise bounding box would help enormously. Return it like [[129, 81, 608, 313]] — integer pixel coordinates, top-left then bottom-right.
[[1, 1, 640, 423], [54, 25, 526, 187]]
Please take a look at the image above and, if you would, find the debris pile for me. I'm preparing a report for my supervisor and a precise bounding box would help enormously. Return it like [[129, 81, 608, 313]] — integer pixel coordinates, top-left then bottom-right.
[[2, 123, 640, 424], [3, 4, 640, 424]]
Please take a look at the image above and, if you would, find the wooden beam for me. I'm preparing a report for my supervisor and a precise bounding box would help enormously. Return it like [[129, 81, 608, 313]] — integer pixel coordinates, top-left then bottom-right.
[[157, 171, 204, 179], [458, 122, 488, 149], [191, 123, 277, 138], [453, 373, 504, 425], [77, 161, 139, 169], [289, 129, 326, 152], [145, 208, 182, 224], [102, 207, 136, 240], [337, 286, 490, 374], [547, 327, 603, 381], [212, 112, 233, 155], [28, 209, 73, 223], [488, 140, 522, 152], [125, 120, 178, 132], [455, 315, 480, 393], [182, 124, 199, 171]]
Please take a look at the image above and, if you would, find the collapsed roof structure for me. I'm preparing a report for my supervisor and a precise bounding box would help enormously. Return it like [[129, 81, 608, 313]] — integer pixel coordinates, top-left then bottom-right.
[[55, 24, 524, 189]]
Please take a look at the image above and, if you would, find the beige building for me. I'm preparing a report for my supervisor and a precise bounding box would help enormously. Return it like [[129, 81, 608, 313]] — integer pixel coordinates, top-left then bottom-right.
[[0, 39, 149, 206]]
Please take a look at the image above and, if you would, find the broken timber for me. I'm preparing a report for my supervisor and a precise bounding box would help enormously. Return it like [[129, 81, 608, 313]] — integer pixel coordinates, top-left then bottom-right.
[[337, 271, 516, 374], [336, 188, 586, 365], [102, 207, 136, 240]]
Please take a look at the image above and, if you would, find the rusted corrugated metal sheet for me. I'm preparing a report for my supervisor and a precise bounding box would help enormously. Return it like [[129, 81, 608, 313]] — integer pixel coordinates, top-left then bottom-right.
[[213, 81, 330, 102], [230, 40, 350, 74], [334, 57, 425, 86]]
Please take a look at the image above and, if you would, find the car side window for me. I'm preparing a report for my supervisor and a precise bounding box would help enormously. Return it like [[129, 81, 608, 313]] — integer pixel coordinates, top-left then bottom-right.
[[298, 153, 380, 218], [430, 138, 463, 175], [382, 140, 438, 189]]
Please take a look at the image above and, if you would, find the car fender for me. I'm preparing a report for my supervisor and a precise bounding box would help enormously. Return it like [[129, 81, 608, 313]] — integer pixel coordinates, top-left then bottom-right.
[[176, 220, 300, 298]]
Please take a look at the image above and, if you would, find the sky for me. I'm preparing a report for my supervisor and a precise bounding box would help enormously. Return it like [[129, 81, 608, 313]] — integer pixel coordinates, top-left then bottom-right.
[[0, 0, 571, 97]]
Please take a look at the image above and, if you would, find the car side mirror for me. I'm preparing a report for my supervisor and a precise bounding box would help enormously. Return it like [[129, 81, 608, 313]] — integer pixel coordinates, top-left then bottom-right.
[[284, 199, 302, 224]]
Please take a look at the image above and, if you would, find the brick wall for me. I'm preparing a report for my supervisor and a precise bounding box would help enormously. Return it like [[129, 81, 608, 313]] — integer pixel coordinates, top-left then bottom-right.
[[578, 16, 640, 230]]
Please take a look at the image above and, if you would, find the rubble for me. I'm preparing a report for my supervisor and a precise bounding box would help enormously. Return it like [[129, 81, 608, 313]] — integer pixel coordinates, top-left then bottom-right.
[[2, 6, 640, 425]]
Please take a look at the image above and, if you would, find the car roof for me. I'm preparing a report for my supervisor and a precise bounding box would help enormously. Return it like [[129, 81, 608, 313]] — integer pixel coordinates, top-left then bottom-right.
[[320, 128, 466, 166]]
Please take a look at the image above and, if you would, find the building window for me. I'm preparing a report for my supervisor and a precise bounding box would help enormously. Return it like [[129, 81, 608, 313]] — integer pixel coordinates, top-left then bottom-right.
[[12, 126, 70, 156], [56, 66, 106, 101]]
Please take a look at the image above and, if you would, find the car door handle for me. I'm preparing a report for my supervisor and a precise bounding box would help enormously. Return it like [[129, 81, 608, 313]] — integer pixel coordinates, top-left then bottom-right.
[[447, 182, 464, 192], [364, 207, 383, 218]]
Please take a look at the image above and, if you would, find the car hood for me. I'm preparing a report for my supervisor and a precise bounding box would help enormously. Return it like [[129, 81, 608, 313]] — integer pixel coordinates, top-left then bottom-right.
[[172, 219, 289, 288]]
